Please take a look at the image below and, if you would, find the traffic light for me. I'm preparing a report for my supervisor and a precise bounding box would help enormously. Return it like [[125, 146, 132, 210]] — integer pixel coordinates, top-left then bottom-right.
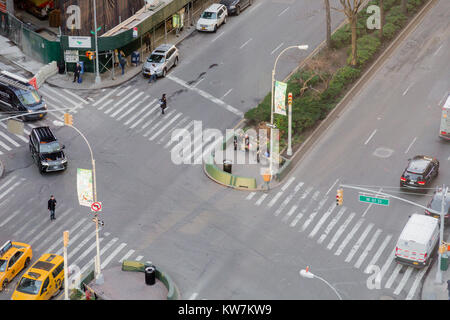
[[336, 188, 343, 206], [64, 113, 73, 126], [86, 51, 95, 60], [63, 230, 69, 247]]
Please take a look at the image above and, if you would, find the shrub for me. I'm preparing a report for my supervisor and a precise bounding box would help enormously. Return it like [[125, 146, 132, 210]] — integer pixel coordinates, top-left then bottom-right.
[[347, 34, 381, 66], [382, 22, 400, 40], [407, 0, 423, 13], [244, 93, 271, 124], [331, 25, 351, 49], [321, 66, 361, 102], [385, 6, 407, 27], [383, 0, 400, 11]]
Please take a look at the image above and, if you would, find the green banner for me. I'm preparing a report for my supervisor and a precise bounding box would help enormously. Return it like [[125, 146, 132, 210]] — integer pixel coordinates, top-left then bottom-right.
[[77, 168, 93, 207]]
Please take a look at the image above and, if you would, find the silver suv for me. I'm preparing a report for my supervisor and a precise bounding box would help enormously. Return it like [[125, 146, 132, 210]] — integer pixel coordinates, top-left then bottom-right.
[[142, 44, 179, 78]]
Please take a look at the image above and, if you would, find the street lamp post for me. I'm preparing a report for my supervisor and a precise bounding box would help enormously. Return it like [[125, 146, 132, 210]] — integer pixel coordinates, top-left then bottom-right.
[[270, 45, 308, 177], [93, 0, 101, 84], [299, 267, 343, 300]]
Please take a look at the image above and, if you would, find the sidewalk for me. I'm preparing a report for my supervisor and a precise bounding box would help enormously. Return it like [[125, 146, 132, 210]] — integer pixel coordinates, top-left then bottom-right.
[[0, 35, 44, 75], [421, 233, 450, 300]]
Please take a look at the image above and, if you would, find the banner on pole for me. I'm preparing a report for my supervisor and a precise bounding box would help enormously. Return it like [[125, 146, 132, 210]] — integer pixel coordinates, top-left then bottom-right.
[[77, 168, 93, 207], [274, 81, 287, 116]]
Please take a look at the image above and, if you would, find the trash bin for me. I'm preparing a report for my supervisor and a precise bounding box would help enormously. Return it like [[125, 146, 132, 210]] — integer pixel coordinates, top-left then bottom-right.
[[79, 61, 84, 74], [144, 266, 156, 285], [223, 160, 232, 174], [131, 51, 140, 66], [440, 253, 449, 271]]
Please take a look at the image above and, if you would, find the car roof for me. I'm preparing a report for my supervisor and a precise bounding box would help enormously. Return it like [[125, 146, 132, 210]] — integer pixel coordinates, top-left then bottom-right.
[[407, 155, 434, 173], [399, 214, 438, 244], [0, 241, 28, 260], [206, 3, 224, 12], [153, 44, 175, 53], [32, 126, 57, 143], [24, 254, 63, 280]]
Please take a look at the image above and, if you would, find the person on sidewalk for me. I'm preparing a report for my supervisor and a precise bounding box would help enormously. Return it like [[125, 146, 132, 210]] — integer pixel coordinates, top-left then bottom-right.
[[144, 33, 151, 53], [73, 62, 81, 83], [48, 195, 57, 221], [160, 93, 167, 115], [119, 50, 126, 75], [148, 64, 157, 84]]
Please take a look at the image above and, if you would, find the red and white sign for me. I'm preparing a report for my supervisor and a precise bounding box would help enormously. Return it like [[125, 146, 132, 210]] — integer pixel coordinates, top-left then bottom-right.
[[91, 201, 102, 212]]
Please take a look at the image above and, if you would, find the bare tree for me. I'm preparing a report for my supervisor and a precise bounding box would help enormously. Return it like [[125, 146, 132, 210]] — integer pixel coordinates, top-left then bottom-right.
[[324, 0, 332, 48], [336, 0, 363, 66], [401, 0, 408, 14]]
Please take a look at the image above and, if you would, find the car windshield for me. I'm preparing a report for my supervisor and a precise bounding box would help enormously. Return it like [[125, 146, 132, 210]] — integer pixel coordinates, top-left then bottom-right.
[[430, 195, 450, 213], [0, 259, 7, 272], [39, 141, 61, 154], [17, 89, 40, 106], [147, 54, 165, 63], [16, 277, 42, 295], [201, 12, 217, 19]]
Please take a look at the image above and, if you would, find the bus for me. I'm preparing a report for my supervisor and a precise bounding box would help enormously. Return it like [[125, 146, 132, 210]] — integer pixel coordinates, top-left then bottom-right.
[[440, 94, 450, 140]]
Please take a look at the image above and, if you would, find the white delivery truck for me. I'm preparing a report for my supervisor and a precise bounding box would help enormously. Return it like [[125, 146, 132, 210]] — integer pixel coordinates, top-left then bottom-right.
[[439, 93, 450, 140], [395, 214, 439, 268]]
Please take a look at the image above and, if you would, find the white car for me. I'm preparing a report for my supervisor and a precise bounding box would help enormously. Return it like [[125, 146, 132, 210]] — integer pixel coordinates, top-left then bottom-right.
[[196, 3, 228, 33]]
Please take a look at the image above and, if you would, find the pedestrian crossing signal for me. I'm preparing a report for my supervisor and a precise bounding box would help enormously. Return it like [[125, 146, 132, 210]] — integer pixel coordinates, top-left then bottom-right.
[[64, 113, 73, 126], [336, 188, 343, 206], [86, 51, 95, 60]]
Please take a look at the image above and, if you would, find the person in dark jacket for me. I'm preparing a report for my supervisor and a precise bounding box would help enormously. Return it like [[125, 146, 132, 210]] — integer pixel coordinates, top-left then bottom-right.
[[160, 93, 167, 115], [73, 63, 81, 83], [48, 195, 57, 220]]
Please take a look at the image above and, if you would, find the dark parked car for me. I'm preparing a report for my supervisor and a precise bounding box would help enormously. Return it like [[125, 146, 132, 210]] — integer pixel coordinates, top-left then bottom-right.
[[220, 0, 253, 15], [29, 126, 67, 174], [0, 71, 47, 121], [425, 188, 449, 223], [400, 155, 439, 192]]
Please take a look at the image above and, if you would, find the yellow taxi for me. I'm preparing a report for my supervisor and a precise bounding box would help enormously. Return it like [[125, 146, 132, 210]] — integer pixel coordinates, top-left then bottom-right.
[[11, 253, 64, 300], [0, 240, 32, 291]]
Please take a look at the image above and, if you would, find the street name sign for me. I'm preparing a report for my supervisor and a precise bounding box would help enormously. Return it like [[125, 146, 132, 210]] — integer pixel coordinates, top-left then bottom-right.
[[359, 193, 389, 206]]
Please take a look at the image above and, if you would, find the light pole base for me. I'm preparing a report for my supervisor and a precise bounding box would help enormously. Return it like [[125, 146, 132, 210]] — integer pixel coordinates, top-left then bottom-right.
[[95, 273, 104, 285], [95, 75, 101, 84], [287, 148, 292, 156]]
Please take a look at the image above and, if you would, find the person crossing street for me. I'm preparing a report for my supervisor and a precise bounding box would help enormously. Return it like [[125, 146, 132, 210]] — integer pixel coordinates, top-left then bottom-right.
[[48, 195, 57, 221], [160, 93, 167, 115]]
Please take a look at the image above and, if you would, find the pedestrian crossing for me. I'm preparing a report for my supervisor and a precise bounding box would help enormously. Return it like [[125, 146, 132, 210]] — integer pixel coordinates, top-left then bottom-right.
[[243, 177, 431, 300], [0, 177, 153, 296]]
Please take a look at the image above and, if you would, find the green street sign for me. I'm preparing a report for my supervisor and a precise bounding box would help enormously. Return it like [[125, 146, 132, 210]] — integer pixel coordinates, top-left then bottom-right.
[[359, 194, 389, 206], [90, 26, 102, 34]]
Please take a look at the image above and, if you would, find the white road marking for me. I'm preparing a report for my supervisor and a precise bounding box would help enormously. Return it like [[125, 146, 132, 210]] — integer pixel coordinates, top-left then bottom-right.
[[406, 267, 427, 300], [317, 207, 346, 244], [278, 7, 289, 16], [345, 223, 374, 263], [327, 212, 355, 250], [274, 182, 304, 216], [36, 216, 87, 251], [403, 84, 412, 96], [98, 99, 113, 111], [308, 203, 336, 238], [393, 267, 413, 295], [79, 237, 118, 275], [267, 191, 283, 208], [165, 120, 194, 148], [167, 75, 243, 116], [433, 44, 442, 56], [101, 242, 127, 269], [63, 89, 89, 104], [67, 229, 97, 260], [117, 86, 131, 96], [362, 188, 383, 217], [195, 139, 222, 164], [129, 102, 160, 129], [53, 222, 92, 255], [212, 31, 225, 43], [192, 78, 205, 88], [246, 192, 256, 200], [354, 228, 382, 269], [239, 38, 252, 49], [287, 206, 301, 226], [385, 263, 402, 289], [334, 218, 364, 256], [221, 88, 233, 99], [119, 249, 135, 263], [105, 89, 139, 114], [116, 99, 145, 121], [135, 255, 144, 261], [0, 131, 21, 147], [189, 292, 199, 300], [326, 179, 339, 196], [26, 209, 73, 244], [301, 195, 328, 231], [42, 86, 80, 106], [124, 98, 157, 125], [0, 181, 23, 201], [92, 87, 119, 107], [271, 42, 284, 55], [0, 175, 17, 192], [375, 249, 395, 287], [157, 116, 189, 144], [143, 110, 176, 133], [149, 112, 183, 141], [0, 123, 28, 143], [0, 139, 12, 151], [110, 92, 144, 118], [364, 129, 377, 145], [255, 193, 268, 206], [364, 234, 392, 274], [404, 137, 417, 154], [0, 209, 22, 227], [281, 177, 296, 191]]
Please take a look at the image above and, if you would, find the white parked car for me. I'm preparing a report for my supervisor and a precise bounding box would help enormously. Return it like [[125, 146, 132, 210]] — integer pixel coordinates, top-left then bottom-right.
[[196, 3, 228, 33]]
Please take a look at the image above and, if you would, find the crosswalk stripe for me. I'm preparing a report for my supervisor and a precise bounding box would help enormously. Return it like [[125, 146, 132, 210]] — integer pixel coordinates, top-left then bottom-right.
[[110, 92, 144, 118], [165, 120, 194, 148], [354, 228, 382, 269], [19, 207, 69, 239], [50, 220, 89, 255], [157, 116, 189, 144], [0, 130, 21, 147], [393, 267, 413, 295], [268, 192, 283, 208], [335, 218, 364, 256], [25, 209, 73, 244], [117, 86, 131, 96], [34, 215, 82, 251], [44, 97, 73, 116], [308, 203, 336, 238], [281, 177, 296, 191], [246, 192, 256, 200], [195, 139, 223, 164], [327, 212, 355, 250], [0, 175, 16, 192], [98, 99, 114, 111], [344, 223, 374, 263], [364, 234, 393, 274], [0, 181, 22, 201], [406, 267, 427, 300], [41, 86, 80, 107], [143, 110, 176, 136], [182, 129, 209, 162], [0, 138, 12, 151], [38, 217, 88, 252], [0, 208, 22, 227], [77, 241, 106, 275], [135, 255, 144, 261], [282, 206, 297, 225], [63, 89, 89, 104], [0, 123, 29, 143], [92, 88, 119, 107], [318, 207, 346, 244], [375, 249, 395, 287], [73, 233, 108, 268], [129, 102, 160, 128], [255, 193, 268, 206], [105, 89, 139, 114], [301, 196, 328, 232], [124, 98, 157, 125], [67, 229, 97, 260], [289, 191, 319, 226], [116, 99, 145, 121], [101, 242, 127, 269], [0, 149, 3, 155], [119, 249, 135, 263], [149, 112, 183, 141], [274, 182, 304, 216], [385, 263, 402, 289]]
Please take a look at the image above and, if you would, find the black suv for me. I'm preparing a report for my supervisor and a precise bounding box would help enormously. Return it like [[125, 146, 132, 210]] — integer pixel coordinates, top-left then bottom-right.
[[29, 127, 67, 173], [400, 155, 439, 191], [220, 0, 252, 15], [0, 71, 47, 121]]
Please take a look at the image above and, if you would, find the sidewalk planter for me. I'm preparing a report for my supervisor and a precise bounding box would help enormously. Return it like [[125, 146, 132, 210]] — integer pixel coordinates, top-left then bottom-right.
[[440, 253, 448, 271], [205, 157, 257, 190]]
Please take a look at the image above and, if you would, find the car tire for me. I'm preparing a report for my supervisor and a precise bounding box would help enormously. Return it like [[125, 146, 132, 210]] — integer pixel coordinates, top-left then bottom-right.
[[213, 25, 217, 33], [236, 6, 241, 15], [39, 165, 45, 174]]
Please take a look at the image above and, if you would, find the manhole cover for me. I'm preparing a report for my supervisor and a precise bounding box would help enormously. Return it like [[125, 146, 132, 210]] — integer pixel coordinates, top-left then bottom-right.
[[373, 147, 394, 158]]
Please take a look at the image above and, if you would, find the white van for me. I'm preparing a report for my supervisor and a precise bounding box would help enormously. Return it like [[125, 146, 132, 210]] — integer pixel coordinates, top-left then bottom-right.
[[439, 94, 450, 140], [395, 214, 439, 268]]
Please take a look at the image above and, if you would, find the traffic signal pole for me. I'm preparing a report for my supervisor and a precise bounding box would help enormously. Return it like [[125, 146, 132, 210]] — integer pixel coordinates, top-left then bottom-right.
[[92, 0, 101, 84], [435, 185, 447, 284]]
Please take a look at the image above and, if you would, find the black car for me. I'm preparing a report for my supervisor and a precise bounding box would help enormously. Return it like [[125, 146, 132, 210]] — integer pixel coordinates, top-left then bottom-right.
[[400, 155, 439, 191], [425, 188, 449, 223], [0, 71, 47, 121], [29, 126, 67, 173], [220, 0, 252, 15]]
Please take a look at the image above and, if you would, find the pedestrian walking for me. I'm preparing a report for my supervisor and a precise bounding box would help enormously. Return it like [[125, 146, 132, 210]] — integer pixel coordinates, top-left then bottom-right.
[[148, 64, 157, 84], [144, 33, 151, 53], [160, 93, 167, 114], [73, 62, 81, 83], [119, 50, 126, 75], [244, 134, 250, 152], [114, 49, 119, 67], [48, 195, 57, 221]]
